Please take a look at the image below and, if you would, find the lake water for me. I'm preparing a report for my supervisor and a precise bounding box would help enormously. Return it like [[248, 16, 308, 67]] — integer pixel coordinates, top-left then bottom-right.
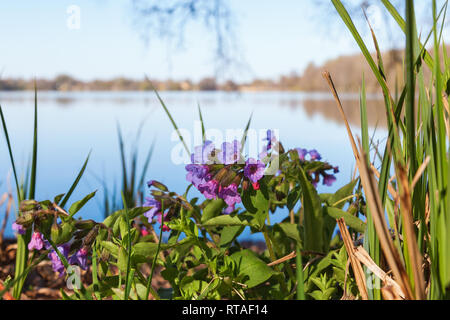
[[0, 91, 386, 239]]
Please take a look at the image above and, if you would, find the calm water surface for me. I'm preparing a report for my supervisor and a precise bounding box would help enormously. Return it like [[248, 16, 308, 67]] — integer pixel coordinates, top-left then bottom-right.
[[0, 91, 386, 239]]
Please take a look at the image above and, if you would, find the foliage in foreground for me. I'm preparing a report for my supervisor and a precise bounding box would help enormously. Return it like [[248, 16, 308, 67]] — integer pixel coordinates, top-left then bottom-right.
[[0, 0, 450, 300]]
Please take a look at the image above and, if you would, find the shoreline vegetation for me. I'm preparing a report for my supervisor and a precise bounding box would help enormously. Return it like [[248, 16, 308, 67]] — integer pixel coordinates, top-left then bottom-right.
[[1, 46, 448, 94], [0, 0, 449, 301]]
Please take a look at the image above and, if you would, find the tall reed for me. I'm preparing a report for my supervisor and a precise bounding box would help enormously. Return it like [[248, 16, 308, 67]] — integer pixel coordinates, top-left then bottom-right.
[[330, 0, 449, 299]]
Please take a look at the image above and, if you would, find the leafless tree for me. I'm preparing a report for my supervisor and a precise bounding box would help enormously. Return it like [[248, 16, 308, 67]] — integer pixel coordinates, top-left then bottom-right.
[[131, 1, 448, 77], [131, 0, 243, 77]]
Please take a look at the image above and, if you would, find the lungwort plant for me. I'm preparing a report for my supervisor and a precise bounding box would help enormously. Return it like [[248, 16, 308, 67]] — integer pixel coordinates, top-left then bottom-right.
[[2, 92, 363, 299], [1, 0, 449, 301]]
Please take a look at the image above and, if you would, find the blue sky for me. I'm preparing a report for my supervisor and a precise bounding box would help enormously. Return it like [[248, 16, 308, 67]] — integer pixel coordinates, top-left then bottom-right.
[[0, 1, 446, 82]]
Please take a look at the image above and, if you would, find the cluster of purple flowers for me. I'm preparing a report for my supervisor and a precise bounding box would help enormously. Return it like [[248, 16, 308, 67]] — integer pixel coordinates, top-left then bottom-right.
[[185, 139, 266, 213], [24, 230, 88, 276], [295, 148, 339, 187], [143, 191, 171, 232], [295, 148, 322, 162], [142, 130, 339, 231]]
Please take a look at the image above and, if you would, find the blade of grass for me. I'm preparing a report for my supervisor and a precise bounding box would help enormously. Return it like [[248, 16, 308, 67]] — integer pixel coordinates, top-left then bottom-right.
[[137, 137, 156, 202], [59, 151, 91, 209], [360, 75, 381, 300], [405, 0, 418, 177], [198, 103, 206, 144], [240, 112, 253, 147], [0, 107, 20, 201], [146, 77, 190, 155], [28, 82, 38, 200], [117, 124, 129, 204]]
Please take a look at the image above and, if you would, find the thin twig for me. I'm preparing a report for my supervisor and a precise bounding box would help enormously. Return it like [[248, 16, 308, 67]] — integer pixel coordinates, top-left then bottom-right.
[[267, 251, 296, 267]]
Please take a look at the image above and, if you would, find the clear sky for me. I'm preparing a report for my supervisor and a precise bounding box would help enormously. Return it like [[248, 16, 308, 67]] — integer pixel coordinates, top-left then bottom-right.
[[0, 1, 447, 82]]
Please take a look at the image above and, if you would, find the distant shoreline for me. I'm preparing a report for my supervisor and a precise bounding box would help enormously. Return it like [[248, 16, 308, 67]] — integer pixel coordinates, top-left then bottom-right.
[[2, 48, 434, 94], [0, 89, 384, 100]]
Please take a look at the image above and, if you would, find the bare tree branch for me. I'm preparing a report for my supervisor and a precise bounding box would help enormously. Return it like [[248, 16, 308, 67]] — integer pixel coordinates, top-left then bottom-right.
[[131, 0, 243, 77]]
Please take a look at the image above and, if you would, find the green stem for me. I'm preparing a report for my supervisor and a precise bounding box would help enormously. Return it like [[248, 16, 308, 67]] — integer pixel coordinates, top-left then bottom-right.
[[121, 192, 132, 300], [296, 248, 305, 300], [145, 200, 165, 300], [91, 242, 101, 300]]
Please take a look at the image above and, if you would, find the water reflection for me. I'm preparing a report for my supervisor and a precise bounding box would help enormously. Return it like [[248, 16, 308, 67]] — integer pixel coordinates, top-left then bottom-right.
[[0, 91, 386, 128], [0, 91, 387, 239]]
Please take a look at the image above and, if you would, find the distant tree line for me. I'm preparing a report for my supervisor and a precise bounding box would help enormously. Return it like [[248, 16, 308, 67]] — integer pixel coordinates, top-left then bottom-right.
[[1, 45, 446, 93], [0, 75, 240, 92]]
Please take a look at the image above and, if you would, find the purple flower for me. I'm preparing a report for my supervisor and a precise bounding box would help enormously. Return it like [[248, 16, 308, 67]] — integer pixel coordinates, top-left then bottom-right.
[[296, 148, 308, 161], [69, 247, 89, 270], [309, 149, 322, 161], [143, 198, 161, 221], [28, 232, 44, 251], [185, 164, 210, 187], [218, 140, 241, 164], [333, 166, 339, 174], [244, 158, 265, 183], [12, 222, 25, 235], [264, 130, 277, 150], [218, 184, 241, 207], [198, 180, 219, 199], [48, 243, 70, 276], [323, 174, 337, 187], [191, 141, 215, 164], [223, 204, 236, 214]]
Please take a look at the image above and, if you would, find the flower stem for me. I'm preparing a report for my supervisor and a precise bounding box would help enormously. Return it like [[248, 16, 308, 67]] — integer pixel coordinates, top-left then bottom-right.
[[145, 200, 165, 300]]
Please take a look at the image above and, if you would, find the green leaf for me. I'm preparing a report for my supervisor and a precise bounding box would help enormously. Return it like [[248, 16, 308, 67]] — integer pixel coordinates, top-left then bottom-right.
[[328, 179, 358, 209], [117, 246, 128, 274], [324, 207, 366, 233], [132, 238, 193, 264], [180, 278, 217, 299], [219, 225, 245, 248], [118, 216, 129, 241], [68, 191, 97, 218], [104, 207, 151, 230], [53, 193, 65, 205], [201, 199, 226, 223], [287, 185, 301, 211], [53, 222, 75, 245], [242, 179, 269, 230], [298, 167, 324, 252], [278, 222, 302, 247], [101, 241, 119, 257], [230, 249, 276, 288], [201, 214, 249, 227]]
